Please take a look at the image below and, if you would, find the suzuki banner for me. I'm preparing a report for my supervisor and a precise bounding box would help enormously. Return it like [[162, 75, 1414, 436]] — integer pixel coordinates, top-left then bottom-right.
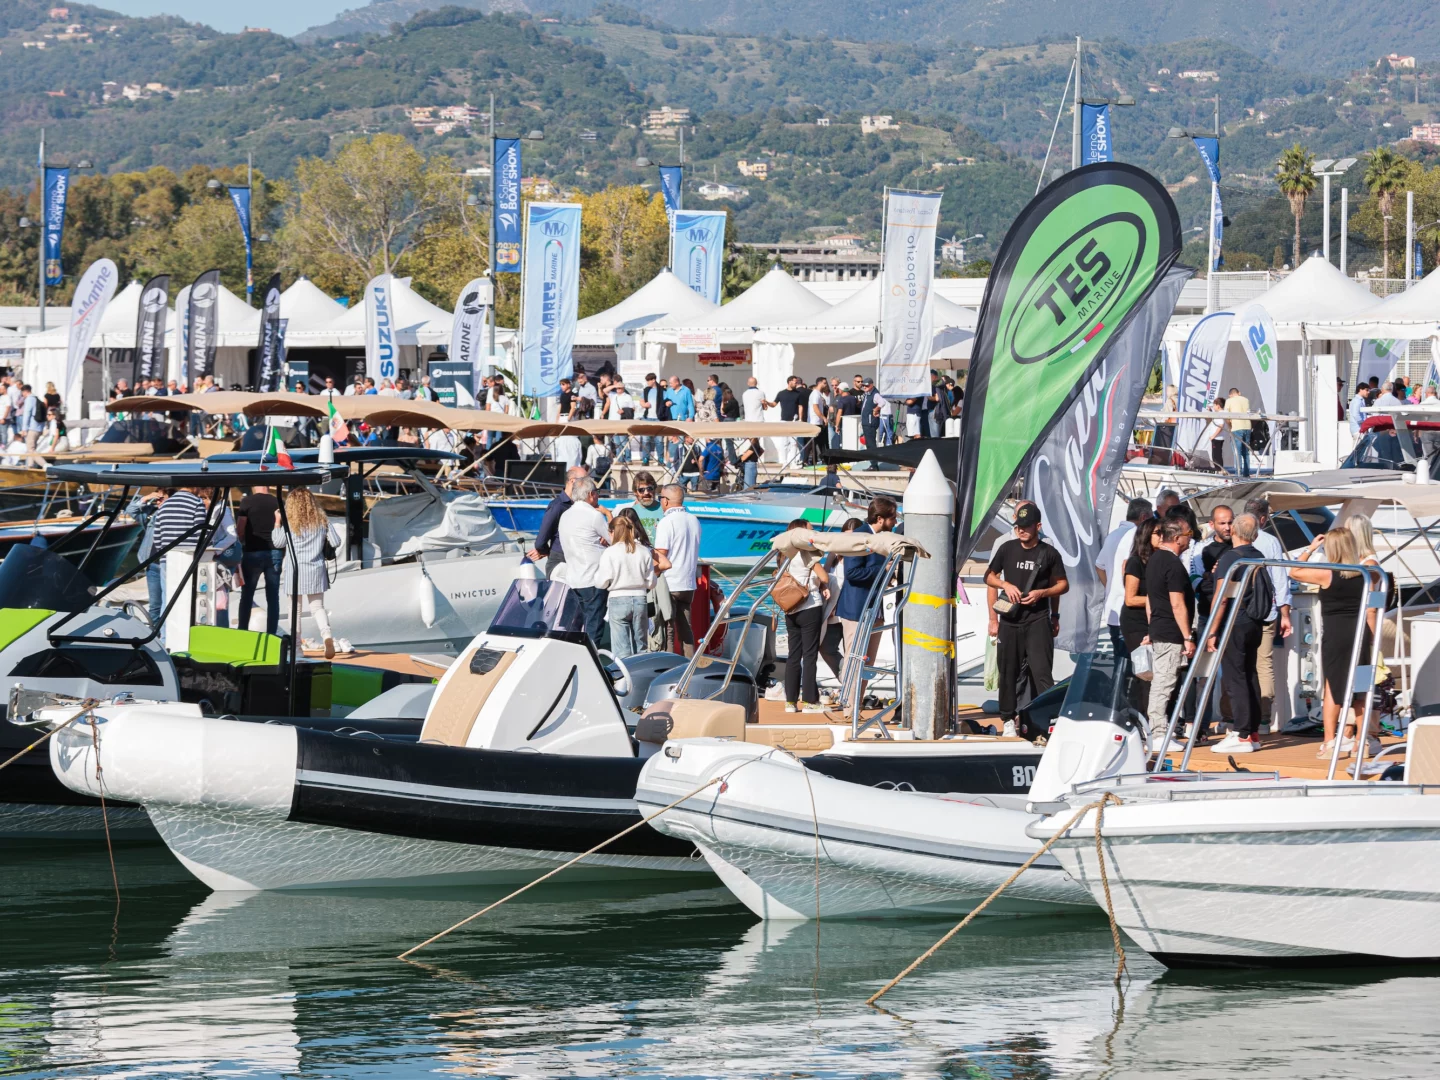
[[520, 202, 582, 398], [1175, 310, 1235, 457], [65, 259, 118, 407], [954, 162, 1182, 566], [877, 188, 943, 399], [672, 210, 726, 304], [1080, 104, 1113, 165], [1027, 266, 1191, 653], [185, 270, 221, 382], [493, 138, 522, 274], [450, 275, 493, 392], [132, 274, 170, 385], [43, 166, 70, 287], [255, 272, 285, 392], [363, 273, 397, 385]]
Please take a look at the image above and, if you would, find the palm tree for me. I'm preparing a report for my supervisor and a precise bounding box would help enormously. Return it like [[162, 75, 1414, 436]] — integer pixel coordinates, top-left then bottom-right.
[[1274, 144, 1316, 270], [1364, 146, 1408, 278]]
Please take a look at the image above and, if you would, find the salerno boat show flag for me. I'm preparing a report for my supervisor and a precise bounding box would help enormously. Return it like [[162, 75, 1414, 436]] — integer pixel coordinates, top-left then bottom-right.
[[521, 202, 582, 398], [43, 166, 70, 287], [493, 138, 522, 273], [954, 162, 1182, 566], [364, 273, 397, 385], [1193, 137, 1223, 271], [1027, 266, 1191, 653], [255, 272, 285, 392], [132, 274, 170, 385], [877, 188, 943, 399], [65, 258, 118, 408], [185, 269, 221, 381], [1080, 104, 1112, 166], [226, 184, 253, 296], [659, 166, 683, 214], [672, 210, 726, 305], [1175, 310, 1235, 457]]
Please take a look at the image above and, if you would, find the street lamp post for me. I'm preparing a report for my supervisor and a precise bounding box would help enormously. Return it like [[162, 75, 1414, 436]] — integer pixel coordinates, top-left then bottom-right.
[[1068, 36, 1135, 169], [1168, 113, 1223, 314], [1311, 158, 1357, 266], [31, 129, 93, 331], [952, 232, 983, 267]]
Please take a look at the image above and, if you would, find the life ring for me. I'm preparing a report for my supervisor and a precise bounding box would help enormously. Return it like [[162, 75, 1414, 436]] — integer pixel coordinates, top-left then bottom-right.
[[690, 563, 728, 656]]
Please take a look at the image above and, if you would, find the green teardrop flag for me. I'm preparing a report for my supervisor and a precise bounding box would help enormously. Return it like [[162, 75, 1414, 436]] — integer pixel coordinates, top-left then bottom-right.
[[954, 162, 1182, 565]]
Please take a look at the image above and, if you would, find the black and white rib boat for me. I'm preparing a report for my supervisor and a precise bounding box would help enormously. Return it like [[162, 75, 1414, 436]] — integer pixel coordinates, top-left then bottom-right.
[[48, 578, 1047, 890]]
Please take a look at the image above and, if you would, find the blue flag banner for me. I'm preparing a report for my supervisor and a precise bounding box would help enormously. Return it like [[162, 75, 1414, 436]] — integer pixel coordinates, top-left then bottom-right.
[[659, 166, 683, 213], [1210, 184, 1224, 272], [1080, 104, 1112, 165], [42, 166, 70, 286], [226, 185, 253, 296], [521, 202, 582, 398], [1192, 137, 1221, 183], [493, 138, 522, 274], [672, 210, 726, 305], [1416, 238, 1424, 280]]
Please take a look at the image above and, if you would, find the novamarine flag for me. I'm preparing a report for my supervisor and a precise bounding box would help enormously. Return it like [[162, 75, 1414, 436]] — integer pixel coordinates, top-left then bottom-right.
[[1080, 104, 1112, 165], [185, 269, 221, 381], [954, 162, 1182, 566], [42, 167, 70, 287], [878, 188, 943, 399], [659, 166, 683, 213], [132, 274, 170, 385], [64, 259, 118, 408], [450, 275, 493, 392], [255, 272, 285, 392], [226, 185, 253, 297], [672, 210, 726, 304], [493, 138, 522, 273], [171, 283, 191, 385], [1027, 266, 1190, 653], [521, 202, 582, 398], [1357, 338, 1409, 391], [1175, 310, 1235, 456], [363, 273, 397, 384], [1236, 302, 1278, 416]]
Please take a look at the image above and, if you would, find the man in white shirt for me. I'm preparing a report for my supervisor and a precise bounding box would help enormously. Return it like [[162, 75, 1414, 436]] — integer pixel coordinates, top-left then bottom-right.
[[574, 371, 600, 411], [604, 382, 637, 467], [1095, 497, 1153, 656], [1374, 380, 1404, 408], [742, 376, 770, 422], [557, 476, 612, 643], [1245, 496, 1293, 732], [653, 483, 703, 657]]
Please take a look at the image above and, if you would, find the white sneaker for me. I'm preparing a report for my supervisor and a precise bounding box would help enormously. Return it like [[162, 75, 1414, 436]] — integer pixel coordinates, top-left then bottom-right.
[[800, 702, 827, 714], [1210, 732, 1246, 754], [1002, 720, 1018, 738], [1152, 735, 1186, 755], [784, 703, 798, 714]]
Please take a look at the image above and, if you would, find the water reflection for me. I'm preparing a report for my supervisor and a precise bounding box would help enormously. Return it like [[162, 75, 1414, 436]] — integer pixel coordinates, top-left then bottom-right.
[[1, 845, 1437, 1078]]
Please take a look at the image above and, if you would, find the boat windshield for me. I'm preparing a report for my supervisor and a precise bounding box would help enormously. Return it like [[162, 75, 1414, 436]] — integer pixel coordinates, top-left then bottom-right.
[[488, 578, 585, 637], [1056, 649, 1135, 727], [0, 541, 98, 613], [97, 416, 187, 455]]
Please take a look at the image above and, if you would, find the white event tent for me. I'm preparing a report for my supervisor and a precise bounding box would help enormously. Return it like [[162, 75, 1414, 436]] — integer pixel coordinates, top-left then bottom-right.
[[1305, 266, 1440, 342], [279, 276, 348, 329], [574, 269, 718, 386]]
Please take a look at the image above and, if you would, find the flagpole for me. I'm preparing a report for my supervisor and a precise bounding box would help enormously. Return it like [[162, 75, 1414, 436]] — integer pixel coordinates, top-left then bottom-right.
[[38, 129, 46, 332], [875, 187, 887, 398]]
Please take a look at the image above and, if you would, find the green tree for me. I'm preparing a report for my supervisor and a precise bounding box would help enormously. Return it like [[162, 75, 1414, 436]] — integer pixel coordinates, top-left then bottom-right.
[[1364, 146, 1409, 278], [1274, 143, 1316, 271]]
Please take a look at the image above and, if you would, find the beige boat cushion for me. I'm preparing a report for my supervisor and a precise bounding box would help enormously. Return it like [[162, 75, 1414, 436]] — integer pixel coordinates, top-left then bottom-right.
[[742, 726, 835, 753], [420, 649, 517, 746], [636, 699, 746, 743], [1408, 719, 1440, 786]]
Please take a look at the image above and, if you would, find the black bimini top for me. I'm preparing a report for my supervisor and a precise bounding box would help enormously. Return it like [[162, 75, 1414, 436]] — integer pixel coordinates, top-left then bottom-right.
[[210, 447, 462, 465], [46, 461, 347, 488]]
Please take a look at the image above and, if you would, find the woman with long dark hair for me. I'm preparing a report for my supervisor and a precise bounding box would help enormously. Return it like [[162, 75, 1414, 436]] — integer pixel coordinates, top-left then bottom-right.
[[1122, 517, 1159, 711]]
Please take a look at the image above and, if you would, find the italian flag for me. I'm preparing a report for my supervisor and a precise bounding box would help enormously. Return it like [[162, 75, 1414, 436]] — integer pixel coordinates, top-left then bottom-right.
[[328, 397, 349, 445], [267, 426, 293, 470]]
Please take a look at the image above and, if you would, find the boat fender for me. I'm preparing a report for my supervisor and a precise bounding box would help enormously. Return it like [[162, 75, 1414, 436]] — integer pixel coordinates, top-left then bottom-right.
[[690, 564, 727, 656], [418, 564, 437, 628]]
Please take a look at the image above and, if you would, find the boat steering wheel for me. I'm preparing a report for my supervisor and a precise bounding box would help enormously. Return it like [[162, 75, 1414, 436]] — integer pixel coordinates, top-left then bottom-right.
[[595, 648, 633, 697]]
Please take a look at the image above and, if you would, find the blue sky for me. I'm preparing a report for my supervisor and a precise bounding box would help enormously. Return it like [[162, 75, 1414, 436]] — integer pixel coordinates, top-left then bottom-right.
[[99, 0, 351, 36]]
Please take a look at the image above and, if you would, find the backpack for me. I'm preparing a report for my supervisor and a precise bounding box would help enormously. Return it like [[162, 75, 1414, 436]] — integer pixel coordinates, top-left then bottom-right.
[[1243, 563, 1275, 621], [1250, 420, 1271, 454], [696, 398, 718, 422], [654, 389, 671, 422]]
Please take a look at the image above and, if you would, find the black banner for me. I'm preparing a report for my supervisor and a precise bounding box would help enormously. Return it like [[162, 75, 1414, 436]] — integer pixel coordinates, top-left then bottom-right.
[[185, 268, 221, 382], [132, 274, 170, 384], [254, 273, 284, 392], [954, 163, 1182, 566]]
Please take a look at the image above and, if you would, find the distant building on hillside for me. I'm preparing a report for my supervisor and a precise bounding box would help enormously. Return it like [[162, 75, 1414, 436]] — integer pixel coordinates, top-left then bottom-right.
[[48, 6, 69, 18], [1178, 70, 1219, 82], [579, 130, 598, 141], [406, 103, 485, 131], [816, 118, 831, 127], [521, 177, 557, 196], [644, 106, 690, 131], [861, 114, 896, 134], [737, 159, 768, 180], [822, 233, 867, 249], [1411, 122, 1440, 145], [1382, 53, 1417, 69], [750, 241, 881, 282], [697, 181, 748, 201], [243, 26, 271, 33]]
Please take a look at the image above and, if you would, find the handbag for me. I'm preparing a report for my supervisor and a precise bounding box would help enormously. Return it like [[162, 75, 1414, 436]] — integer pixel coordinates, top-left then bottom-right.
[[983, 633, 999, 692], [770, 563, 812, 614], [1131, 642, 1155, 682]]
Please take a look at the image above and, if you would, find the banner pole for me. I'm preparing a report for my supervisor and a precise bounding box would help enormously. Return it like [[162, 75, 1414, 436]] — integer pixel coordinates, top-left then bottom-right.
[[38, 129, 45, 332], [875, 188, 887, 395]]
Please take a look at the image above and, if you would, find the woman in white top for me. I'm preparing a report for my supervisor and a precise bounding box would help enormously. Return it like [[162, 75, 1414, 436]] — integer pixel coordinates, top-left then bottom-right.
[[598, 513, 656, 657], [778, 517, 831, 712]]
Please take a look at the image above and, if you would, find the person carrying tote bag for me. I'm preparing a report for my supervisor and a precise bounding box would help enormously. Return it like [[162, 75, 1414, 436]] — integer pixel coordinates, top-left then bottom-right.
[[772, 520, 830, 713]]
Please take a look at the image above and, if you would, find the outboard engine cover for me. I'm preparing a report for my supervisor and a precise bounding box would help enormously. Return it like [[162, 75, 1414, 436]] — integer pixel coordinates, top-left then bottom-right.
[[1027, 651, 1148, 802]]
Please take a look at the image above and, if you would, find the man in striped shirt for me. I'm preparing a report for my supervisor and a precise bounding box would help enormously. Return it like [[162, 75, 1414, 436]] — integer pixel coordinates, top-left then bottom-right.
[[147, 488, 209, 638]]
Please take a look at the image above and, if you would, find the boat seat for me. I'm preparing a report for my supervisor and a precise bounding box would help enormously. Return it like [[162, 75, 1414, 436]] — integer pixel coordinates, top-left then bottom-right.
[[635, 698, 746, 743], [742, 725, 835, 753], [174, 626, 283, 669], [419, 646, 517, 746], [1405, 719, 1440, 785]]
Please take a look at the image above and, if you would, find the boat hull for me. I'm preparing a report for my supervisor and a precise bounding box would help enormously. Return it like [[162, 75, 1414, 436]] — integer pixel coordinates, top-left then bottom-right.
[[1039, 783, 1440, 967]]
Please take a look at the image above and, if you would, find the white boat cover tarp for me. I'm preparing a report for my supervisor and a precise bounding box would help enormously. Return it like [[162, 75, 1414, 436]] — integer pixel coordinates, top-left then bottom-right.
[[368, 491, 511, 559]]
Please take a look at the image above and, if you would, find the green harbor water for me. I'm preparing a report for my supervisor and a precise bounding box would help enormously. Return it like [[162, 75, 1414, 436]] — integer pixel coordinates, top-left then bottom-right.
[[1, 842, 1436, 1078]]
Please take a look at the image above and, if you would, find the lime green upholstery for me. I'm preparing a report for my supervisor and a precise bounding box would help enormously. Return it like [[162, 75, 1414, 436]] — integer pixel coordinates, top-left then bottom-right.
[[332, 665, 384, 708], [0, 609, 55, 652], [178, 626, 283, 668]]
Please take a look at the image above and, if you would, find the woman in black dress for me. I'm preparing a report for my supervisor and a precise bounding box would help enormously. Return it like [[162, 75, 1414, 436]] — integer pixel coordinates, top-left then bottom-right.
[[1121, 518, 1159, 712], [1290, 527, 1381, 759]]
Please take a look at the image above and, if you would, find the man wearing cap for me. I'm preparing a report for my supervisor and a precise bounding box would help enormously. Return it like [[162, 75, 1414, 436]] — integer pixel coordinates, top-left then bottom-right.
[[859, 378, 880, 453], [985, 503, 1068, 735]]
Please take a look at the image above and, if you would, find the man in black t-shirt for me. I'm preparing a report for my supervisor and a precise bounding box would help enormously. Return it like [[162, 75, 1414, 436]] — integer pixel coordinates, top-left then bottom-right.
[[1207, 513, 1268, 753], [1143, 516, 1196, 741], [1195, 504, 1234, 621], [774, 375, 808, 468], [237, 486, 281, 636], [558, 378, 575, 420], [984, 503, 1068, 732]]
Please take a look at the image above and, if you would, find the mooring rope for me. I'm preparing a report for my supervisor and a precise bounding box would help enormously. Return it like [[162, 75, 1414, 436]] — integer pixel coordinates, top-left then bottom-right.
[[866, 791, 1127, 1007], [0, 700, 100, 774]]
